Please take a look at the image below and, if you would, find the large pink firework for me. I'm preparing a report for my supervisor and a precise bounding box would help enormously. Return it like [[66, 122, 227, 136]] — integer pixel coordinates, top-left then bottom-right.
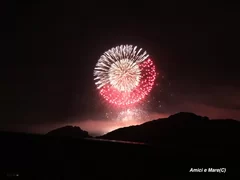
[[93, 45, 156, 107]]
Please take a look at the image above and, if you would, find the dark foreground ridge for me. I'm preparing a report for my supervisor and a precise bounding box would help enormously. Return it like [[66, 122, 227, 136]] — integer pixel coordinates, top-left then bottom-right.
[[0, 112, 240, 178], [99, 112, 240, 159], [0, 131, 165, 178], [46, 125, 91, 138]]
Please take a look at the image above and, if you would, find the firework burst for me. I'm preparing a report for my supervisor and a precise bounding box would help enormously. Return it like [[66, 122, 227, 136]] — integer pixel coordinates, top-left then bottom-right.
[[94, 45, 156, 106]]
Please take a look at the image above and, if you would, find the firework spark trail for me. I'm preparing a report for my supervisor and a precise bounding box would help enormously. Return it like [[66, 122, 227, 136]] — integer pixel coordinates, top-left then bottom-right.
[[94, 45, 149, 88], [94, 45, 156, 106], [116, 108, 149, 122]]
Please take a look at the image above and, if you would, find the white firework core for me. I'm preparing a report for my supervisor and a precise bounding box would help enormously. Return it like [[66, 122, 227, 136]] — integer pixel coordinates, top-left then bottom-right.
[[109, 59, 140, 92], [93, 45, 149, 91]]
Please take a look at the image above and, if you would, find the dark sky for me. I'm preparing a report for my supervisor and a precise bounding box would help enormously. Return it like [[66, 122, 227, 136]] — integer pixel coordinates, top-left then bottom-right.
[[1, 1, 240, 133]]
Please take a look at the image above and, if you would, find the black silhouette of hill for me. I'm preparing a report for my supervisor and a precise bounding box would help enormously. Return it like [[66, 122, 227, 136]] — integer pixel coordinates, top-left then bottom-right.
[[98, 112, 240, 160], [1, 112, 240, 178], [99, 112, 240, 143], [46, 125, 91, 138]]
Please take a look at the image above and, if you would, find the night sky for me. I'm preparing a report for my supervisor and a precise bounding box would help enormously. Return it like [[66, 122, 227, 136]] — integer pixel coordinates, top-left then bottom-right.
[[1, 1, 240, 135]]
